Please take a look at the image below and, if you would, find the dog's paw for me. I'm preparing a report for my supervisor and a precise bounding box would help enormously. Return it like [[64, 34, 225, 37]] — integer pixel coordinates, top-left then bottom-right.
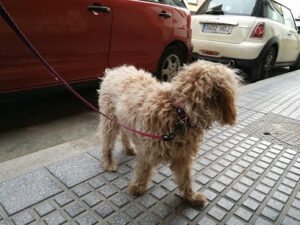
[[124, 146, 136, 156], [102, 160, 118, 171], [128, 183, 146, 195], [187, 192, 206, 207]]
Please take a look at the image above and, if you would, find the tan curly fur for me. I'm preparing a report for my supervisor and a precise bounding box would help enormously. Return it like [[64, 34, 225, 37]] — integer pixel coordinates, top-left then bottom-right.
[[98, 60, 240, 206]]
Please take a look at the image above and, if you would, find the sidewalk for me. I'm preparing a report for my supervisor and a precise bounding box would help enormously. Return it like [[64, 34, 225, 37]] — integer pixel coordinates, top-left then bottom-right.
[[0, 70, 299, 225]]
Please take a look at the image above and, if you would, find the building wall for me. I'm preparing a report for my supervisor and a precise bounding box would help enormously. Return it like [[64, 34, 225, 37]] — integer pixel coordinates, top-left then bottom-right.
[[186, 0, 205, 13]]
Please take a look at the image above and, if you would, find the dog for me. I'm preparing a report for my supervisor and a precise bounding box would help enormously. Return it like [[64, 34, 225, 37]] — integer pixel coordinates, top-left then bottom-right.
[[98, 60, 240, 206]]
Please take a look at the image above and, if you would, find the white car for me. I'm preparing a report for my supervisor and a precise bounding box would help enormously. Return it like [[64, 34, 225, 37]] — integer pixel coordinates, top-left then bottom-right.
[[191, 0, 300, 81]]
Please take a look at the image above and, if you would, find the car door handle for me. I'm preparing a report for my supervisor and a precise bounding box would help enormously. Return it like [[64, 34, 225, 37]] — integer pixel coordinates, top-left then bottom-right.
[[159, 11, 171, 18], [87, 6, 110, 13]]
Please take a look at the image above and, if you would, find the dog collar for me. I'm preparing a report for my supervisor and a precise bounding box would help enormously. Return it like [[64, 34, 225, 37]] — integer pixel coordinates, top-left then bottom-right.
[[162, 102, 191, 141]]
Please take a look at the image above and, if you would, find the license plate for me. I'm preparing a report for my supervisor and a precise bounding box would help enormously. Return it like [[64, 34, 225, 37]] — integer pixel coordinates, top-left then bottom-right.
[[202, 24, 232, 34]]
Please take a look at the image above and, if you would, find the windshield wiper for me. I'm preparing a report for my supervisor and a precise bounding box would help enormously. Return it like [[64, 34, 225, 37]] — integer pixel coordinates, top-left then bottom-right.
[[205, 10, 224, 15]]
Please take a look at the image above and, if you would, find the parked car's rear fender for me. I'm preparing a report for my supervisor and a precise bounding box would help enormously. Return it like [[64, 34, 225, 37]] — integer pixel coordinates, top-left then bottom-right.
[[255, 37, 279, 65]]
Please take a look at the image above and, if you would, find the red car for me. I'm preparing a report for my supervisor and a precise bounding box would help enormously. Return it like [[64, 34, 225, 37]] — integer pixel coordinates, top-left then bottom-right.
[[0, 0, 192, 94]]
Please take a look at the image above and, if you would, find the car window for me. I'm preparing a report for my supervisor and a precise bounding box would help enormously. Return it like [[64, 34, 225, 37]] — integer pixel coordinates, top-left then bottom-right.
[[196, 0, 257, 16], [282, 6, 296, 30], [162, 0, 186, 8], [264, 0, 284, 23]]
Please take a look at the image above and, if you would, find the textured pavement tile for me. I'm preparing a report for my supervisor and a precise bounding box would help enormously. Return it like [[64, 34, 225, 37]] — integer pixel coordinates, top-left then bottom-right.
[[217, 198, 234, 211], [54, 193, 74, 207], [34, 202, 55, 217], [208, 206, 226, 221], [226, 217, 245, 225], [124, 205, 143, 219], [44, 211, 66, 225], [151, 203, 172, 219], [197, 216, 217, 225], [202, 189, 217, 201], [76, 213, 98, 225], [261, 207, 279, 221], [12, 211, 34, 225], [138, 195, 157, 208], [182, 207, 200, 220], [281, 216, 300, 225], [254, 217, 273, 225], [72, 184, 91, 197], [266, 198, 284, 212], [234, 207, 253, 222], [168, 215, 188, 225], [138, 215, 159, 225], [107, 214, 129, 225], [0, 170, 62, 215], [110, 193, 130, 208], [151, 187, 169, 200], [64, 203, 85, 218], [83, 192, 103, 207], [47, 154, 103, 187], [287, 207, 300, 221], [95, 203, 115, 218], [88, 177, 106, 189]]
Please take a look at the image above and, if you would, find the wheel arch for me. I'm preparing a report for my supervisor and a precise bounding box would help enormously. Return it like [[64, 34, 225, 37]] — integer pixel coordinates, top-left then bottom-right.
[[257, 37, 279, 63], [162, 40, 189, 64]]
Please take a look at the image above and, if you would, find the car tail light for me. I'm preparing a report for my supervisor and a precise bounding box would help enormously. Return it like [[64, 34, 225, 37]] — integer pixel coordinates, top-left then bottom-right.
[[252, 23, 265, 39], [187, 13, 191, 28]]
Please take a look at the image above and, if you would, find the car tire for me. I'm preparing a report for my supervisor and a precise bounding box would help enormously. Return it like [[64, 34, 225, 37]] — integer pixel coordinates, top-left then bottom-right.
[[156, 46, 183, 82], [250, 46, 276, 82], [289, 54, 300, 71]]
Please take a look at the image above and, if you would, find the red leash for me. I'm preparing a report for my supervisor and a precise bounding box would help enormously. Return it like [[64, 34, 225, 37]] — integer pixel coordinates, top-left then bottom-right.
[[0, 2, 164, 141]]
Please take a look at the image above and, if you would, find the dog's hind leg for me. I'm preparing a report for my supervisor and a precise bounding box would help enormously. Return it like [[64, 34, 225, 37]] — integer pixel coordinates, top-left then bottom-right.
[[120, 131, 136, 156], [170, 157, 206, 207], [99, 110, 119, 171], [129, 155, 157, 195]]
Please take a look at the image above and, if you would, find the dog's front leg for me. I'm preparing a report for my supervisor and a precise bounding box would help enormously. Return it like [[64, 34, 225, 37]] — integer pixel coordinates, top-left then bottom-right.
[[129, 156, 156, 196], [170, 157, 206, 207]]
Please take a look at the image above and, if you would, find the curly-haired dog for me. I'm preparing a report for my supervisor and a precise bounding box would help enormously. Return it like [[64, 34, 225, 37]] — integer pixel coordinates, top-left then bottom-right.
[[98, 60, 240, 206]]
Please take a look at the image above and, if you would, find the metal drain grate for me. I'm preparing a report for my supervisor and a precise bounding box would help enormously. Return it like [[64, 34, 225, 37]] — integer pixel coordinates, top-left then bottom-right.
[[242, 113, 300, 149]]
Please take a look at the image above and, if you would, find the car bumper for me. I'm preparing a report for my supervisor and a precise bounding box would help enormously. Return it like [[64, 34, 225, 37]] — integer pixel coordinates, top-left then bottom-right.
[[192, 39, 265, 67]]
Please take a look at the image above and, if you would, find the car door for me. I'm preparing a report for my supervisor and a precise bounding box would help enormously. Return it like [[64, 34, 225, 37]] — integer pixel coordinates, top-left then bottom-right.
[[281, 5, 299, 62], [0, 0, 112, 93], [109, 0, 174, 72]]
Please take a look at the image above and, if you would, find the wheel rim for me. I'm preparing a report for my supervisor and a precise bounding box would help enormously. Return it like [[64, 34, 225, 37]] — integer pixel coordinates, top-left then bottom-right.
[[161, 54, 180, 82], [263, 49, 275, 77]]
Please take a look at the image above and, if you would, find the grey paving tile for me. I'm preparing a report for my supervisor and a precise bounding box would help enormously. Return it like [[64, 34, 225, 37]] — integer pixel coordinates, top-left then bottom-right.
[[182, 207, 200, 220], [64, 203, 85, 218], [261, 207, 279, 221], [243, 198, 260, 211], [249, 190, 266, 202], [281, 216, 300, 225], [110, 193, 130, 208], [12, 211, 34, 225], [266, 198, 284, 212], [47, 154, 103, 187], [226, 217, 245, 225], [76, 213, 98, 225], [72, 184, 91, 197], [95, 203, 115, 219], [234, 207, 253, 222], [254, 217, 273, 225], [44, 211, 66, 225], [151, 203, 172, 219], [151, 187, 168, 200], [273, 191, 289, 203], [107, 214, 129, 225], [34, 201, 55, 217], [88, 177, 106, 189], [99, 184, 118, 198], [208, 207, 226, 221], [197, 216, 217, 225], [0, 170, 62, 215], [225, 190, 242, 201], [168, 215, 188, 225], [124, 205, 143, 219], [139, 215, 159, 225], [54, 193, 74, 206], [83, 192, 103, 207], [202, 189, 217, 201], [217, 198, 234, 211], [287, 207, 300, 221], [113, 177, 129, 190], [138, 195, 157, 208]]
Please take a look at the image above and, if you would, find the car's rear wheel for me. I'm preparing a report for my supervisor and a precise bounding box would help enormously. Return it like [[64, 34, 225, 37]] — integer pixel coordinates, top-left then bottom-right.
[[156, 46, 183, 82], [251, 46, 276, 82], [289, 54, 300, 71]]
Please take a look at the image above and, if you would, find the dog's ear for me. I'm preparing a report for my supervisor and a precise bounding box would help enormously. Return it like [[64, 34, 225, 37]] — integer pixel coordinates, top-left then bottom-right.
[[214, 85, 236, 125]]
